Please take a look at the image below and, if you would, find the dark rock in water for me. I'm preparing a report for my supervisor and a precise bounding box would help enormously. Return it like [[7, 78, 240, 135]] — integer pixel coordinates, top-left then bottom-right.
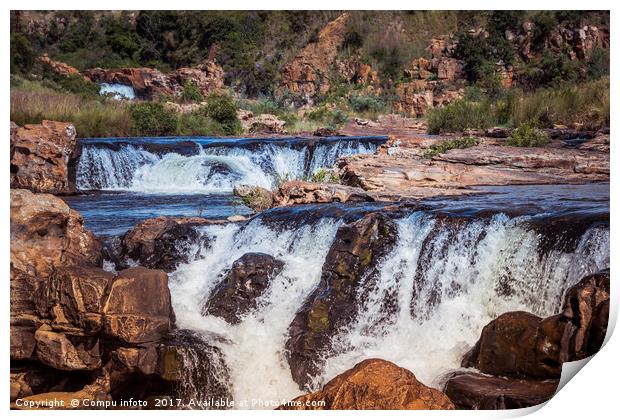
[[120, 216, 216, 272], [203, 253, 285, 324], [443, 372, 558, 409], [280, 359, 454, 410], [463, 269, 610, 379], [286, 212, 398, 389]]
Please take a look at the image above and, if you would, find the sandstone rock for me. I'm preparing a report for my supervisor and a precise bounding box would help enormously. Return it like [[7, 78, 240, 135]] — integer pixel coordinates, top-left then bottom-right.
[[203, 253, 285, 324], [273, 180, 381, 207], [238, 112, 287, 134], [10, 120, 80, 194], [15, 374, 111, 410], [463, 270, 610, 379], [34, 326, 101, 370], [120, 216, 214, 272], [444, 372, 558, 409], [394, 82, 434, 117], [313, 127, 341, 136], [280, 359, 454, 410], [280, 13, 350, 102], [579, 134, 610, 153], [286, 213, 398, 387], [42, 266, 115, 331], [10, 189, 102, 278], [103, 267, 174, 344], [435, 57, 462, 81], [234, 184, 273, 211], [36, 54, 85, 79], [11, 372, 34, 401]]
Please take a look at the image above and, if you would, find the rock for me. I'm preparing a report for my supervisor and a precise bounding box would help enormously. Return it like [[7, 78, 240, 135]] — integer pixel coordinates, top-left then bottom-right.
[[42, 266, 115, 331], [279, 13, 350, 102], [120, 216, 214, 272], [10, 120, 80, 194], [286, 213, 398, 387], [233, 184, 273, 211], [394, 81, 433, 117], [579, 134, 610, 153], [227, 215, 248, 223], [272, 180, 401, 206], [313, 127, 340, 137], [34, 325, 101, 371], [238, 111, 287, 134], [15, 375, 111, 410], [36, 54, 84, 79], [280, 359, 454, 410], [83, 60, 224, 100], [10, 189, 102, 278], [463, 270, 610, 379], [484, 127, 511, 138], [203, 253, 285, 324], [103, 267, 174, 344], [444, 372, 558, 409], [435, 57, 462, 81], [11, 372, 34, 401]]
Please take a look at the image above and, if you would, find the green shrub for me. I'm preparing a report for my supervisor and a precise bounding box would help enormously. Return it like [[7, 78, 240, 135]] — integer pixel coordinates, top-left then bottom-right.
[[306, 106, 348, 128], [10, 33, 35, 73], [426, 99, 496, 134], [204, 93, 242, 135], [423, 136, 480, 158], [506, 122, 550, 147], [311, 168, 340, 183], [180, 80, 204, 103], [129, 102, 178, 136], [349, 94, 387, 114]]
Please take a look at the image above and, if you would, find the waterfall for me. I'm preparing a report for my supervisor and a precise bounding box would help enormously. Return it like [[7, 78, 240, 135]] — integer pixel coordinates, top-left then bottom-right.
[[168, 210, 609, 408], [75, 138, 383, 193], [99, 83, 136, 100]]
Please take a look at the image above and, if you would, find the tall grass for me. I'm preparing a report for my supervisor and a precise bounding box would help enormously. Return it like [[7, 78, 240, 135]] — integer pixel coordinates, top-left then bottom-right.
[[10, 88, 133, 137]]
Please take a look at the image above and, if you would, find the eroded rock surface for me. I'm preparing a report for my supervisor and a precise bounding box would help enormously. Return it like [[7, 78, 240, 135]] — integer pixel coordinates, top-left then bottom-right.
[[280, 359, 454, 410], [10, 121, 80, 194]]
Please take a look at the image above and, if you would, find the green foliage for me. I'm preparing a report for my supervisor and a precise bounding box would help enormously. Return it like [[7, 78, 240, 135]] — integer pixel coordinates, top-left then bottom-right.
[[426, 99, 496, 134], [180, 80, 204, 103], [306, 106, 348, 128], [586, 47, 610, 81], [348, 94, 388, 114], [423, 136, 480, 158], [519, 51, 580, 90], [204, 93, 242, 135], [506, 122, 550, 147], [10, 33, 35, 73], [311, 168, 340, 183], [129, 102, 178, 136]]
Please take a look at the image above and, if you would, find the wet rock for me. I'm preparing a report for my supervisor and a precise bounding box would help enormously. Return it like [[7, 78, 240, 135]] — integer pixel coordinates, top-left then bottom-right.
[[233, 184, 273, 212], [444, 372, 558, 409], [10, 121, 80, 194], [10, 189, 102, 278], [203, 253, 285, 324], [286, 213, 398, 388], [463, 270, 610, 379], [120, 216, 214, 272], [280, 359, 454, 410], [103, 267, 174, 344], [34, 325, 101, 371]]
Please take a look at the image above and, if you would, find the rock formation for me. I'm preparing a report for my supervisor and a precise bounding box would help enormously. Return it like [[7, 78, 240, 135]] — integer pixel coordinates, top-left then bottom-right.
[[10, 121, 80, 194], [280, 359, 454, 410], [233, 184, 273, 212], [237, 110, 287, 134], [202, 253, 285, 324], [286, 213, 398, 388]]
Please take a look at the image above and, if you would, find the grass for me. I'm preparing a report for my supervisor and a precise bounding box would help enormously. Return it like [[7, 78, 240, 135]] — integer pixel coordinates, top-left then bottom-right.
[[423, 136, 480, 158], [506, 122, 550, 147]]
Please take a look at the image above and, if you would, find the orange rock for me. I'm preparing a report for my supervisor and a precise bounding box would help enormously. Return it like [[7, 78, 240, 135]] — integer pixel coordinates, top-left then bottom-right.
[[280, 359, 454, 410]]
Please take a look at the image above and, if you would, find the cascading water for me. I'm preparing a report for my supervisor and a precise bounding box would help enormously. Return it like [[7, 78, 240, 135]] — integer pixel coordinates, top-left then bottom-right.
[[168, 208, 609, 408], [76, 138, 382, 193]]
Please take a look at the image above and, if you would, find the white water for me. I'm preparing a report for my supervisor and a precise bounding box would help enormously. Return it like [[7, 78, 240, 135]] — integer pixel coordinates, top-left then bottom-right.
[[76, 140, 378, 193], [168, 212, 609, 407], [99, 83, 135, 100]]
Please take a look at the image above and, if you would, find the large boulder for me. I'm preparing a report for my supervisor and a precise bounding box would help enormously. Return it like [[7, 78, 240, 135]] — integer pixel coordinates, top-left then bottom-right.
[[10, 121, 80, 194], [463, 270, 610, 379], [237, 110, 287, 134], [279, 359, 454, 410], [119, 216, 215, 272], [10, 189, 102, 278], [202, 253, 285, 324], [34, 325, 101, 371], [102, 267, 174, 344], [286, 213, 398, 388], [444, 372, 558, 410], [272, 180, 380, 206]]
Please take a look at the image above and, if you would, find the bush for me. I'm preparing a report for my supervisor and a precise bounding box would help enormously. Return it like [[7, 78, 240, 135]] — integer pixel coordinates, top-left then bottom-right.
[[423, 136, 480, 158], [311, 168, 340, 183], [10, 33, 35, 73], [129, 102, 178, 136], [204, 92, 242, 135], [426, 99, 496, 134], [349, 94, 387, 114], [506, 122, 550, 147], [306, 106, 348, 128], [180, 80, 204, 103]]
